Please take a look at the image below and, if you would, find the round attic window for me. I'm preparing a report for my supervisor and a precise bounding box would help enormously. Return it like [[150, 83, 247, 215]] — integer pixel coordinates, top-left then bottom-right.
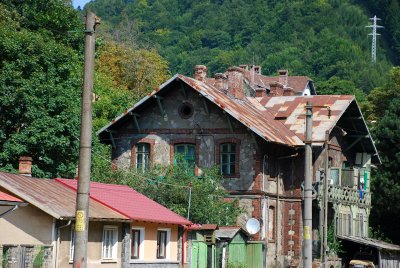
[[178, 102, 194, 119]]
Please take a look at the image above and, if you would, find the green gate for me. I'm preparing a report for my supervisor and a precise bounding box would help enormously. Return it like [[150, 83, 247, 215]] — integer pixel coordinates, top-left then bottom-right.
[[191, 241, 209, 268]]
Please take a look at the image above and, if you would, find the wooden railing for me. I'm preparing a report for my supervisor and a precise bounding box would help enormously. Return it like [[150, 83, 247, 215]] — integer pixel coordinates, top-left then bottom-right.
[[327, 185, 371, 207]]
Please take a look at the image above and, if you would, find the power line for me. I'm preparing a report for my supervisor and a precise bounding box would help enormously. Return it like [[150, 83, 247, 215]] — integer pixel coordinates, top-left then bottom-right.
[[366, 15, 384, 64]]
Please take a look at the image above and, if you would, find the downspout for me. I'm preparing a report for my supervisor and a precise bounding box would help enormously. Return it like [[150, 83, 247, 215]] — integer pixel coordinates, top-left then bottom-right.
[[56, 220, 72, 268], [181, 225, 188, 266]]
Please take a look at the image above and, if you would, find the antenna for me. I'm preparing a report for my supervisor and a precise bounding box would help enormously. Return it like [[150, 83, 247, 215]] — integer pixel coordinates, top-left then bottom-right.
[[366, 15, 384, 63]]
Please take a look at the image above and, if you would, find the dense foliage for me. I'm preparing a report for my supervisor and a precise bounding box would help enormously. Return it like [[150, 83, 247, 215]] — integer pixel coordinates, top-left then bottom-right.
[[91, 157, 240, 224], [369, 68, 400, 243], [87, 0, 394, 91], [361, 0, 400, 64], [0, 1, 83, 177]]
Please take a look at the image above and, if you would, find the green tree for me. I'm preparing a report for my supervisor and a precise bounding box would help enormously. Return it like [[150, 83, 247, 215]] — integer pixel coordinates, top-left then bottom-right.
[[370, 97, 400, 243], [91, 157, 240, 225], [366, 67, 400, 120], [0, 2, 82, 178]]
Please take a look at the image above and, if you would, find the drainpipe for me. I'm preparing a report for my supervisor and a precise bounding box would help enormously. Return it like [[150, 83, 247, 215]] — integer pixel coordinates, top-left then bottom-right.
[[55, 220, 72, 268]]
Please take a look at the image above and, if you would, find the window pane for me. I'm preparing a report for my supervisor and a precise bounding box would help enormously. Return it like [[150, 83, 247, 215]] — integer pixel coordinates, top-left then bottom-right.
[[136, 143, 150, 172], [103, 227, 116, 259], [157, 231, 167, 259], [220, 143, 236, 175], [174, 144, 196, 174], [131, 230, 140, 259]]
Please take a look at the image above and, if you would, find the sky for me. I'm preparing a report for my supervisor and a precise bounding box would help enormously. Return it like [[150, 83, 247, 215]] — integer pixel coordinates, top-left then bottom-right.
[[72, 0, 91, 9]]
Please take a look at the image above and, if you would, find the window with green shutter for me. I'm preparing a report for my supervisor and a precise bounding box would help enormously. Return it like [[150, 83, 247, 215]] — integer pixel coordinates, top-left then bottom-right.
[[174, 144, 196, 174]]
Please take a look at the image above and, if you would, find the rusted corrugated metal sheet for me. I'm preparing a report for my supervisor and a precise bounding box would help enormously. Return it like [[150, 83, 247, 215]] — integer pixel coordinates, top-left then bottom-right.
[[97, 73, 356, 148], [0, 172, 127, 220], [180, 75, 303, 146], [261, 95, 355, 145]]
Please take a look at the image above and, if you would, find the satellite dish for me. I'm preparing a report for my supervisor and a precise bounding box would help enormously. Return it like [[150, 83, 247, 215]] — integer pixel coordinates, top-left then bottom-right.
[[245, 218, 260, 235]]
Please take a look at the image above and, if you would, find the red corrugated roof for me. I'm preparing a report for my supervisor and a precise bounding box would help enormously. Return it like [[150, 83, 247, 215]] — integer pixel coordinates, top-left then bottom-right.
[[55, 179, 191, 226], [0, 190, 22, 202]]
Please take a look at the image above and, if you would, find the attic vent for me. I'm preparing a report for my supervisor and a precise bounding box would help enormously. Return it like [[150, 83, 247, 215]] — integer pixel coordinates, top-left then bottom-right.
[[275, 116, 287, 120], [178, 102, 194, 119]]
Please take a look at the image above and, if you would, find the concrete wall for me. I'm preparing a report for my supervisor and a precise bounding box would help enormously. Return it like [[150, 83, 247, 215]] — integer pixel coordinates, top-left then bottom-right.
[[129, 222, 179, 262], [0, 204, 54, 245]]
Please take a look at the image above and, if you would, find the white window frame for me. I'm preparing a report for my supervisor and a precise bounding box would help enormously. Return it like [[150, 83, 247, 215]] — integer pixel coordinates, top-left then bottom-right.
[[157, 228, 171, 259], [135, 143, 150, 172], [131, 227, 145, 260], [102, 225, 118, 260]]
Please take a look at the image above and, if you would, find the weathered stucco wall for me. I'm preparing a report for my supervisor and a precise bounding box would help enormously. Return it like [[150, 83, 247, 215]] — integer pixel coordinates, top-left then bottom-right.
[[111, 85, 258, 192], [59, 221, 123, 268], [0, 204, 53, 245]]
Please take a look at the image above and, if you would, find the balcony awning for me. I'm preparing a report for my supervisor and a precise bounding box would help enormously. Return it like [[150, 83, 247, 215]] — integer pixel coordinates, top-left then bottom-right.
[[337, 235, 400, 251]]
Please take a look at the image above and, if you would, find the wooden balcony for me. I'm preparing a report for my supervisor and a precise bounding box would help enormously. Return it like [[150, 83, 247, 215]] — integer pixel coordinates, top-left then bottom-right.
[[327, 185, 371, 207]]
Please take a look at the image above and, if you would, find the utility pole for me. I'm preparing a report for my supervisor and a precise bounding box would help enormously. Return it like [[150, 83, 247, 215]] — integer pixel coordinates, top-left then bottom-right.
[[322, 131, 330, 268], [73, 11, 99, 268], [303, 101, 313, 268], [366, 15, 384, 63]]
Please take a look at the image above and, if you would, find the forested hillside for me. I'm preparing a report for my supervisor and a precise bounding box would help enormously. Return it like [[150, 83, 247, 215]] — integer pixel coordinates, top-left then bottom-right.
[[86, 0, 396, 92]]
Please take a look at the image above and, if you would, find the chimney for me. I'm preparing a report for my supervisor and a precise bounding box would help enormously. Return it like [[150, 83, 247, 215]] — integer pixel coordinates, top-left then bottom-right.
[[269, 82, 284, 97], [214, 73, 226, 91], [239, 64, 249, 71], [255, 87, 266, 97], [283, 87, 295, 96], [19, 156, 32, 177], [253, 65, 262, 74], [227, 67, 244, 99], [278, 69, 288, 87], [194, 65, 207, 81]]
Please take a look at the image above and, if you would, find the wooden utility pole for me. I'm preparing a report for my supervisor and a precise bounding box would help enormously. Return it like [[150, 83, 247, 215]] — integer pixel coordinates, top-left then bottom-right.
[[303, 101, 313, 268], [322, 130, 330, 268], [73, 11, 99, 268]]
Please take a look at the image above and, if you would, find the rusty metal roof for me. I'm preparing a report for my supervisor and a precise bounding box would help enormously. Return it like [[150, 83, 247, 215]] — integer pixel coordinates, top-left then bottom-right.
[[338, 235, 400, 251], [260, 95, 355, 145], [0, 172, 127, 220], [180, 75, 303, 146], [97, 74, 377, 153], [205, 68, 312, 94]]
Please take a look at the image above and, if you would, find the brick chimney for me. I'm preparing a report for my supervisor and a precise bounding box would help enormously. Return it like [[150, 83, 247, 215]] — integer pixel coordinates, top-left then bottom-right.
[[214, 73, 226, 91], [283, 87, 295, 96], [194, 65, 207, 81], [19, 156, 32, 177], [269, 82, 284, 97], [253, 65, 262, 74], [255, 87, 266, 97], [227, 67, 244, 99], [278, 69, 288, 87]]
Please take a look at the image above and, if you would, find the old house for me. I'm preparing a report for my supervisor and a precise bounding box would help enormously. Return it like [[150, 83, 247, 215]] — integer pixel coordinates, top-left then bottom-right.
[[98, 65, 381, 267], [0, 159, 191, 268]]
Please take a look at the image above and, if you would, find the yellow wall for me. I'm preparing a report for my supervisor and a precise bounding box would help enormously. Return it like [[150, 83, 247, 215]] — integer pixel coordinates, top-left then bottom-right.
[[130, 221, 179, 262], [58, 221, 123, 268], [0, 205, 53, 245]]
